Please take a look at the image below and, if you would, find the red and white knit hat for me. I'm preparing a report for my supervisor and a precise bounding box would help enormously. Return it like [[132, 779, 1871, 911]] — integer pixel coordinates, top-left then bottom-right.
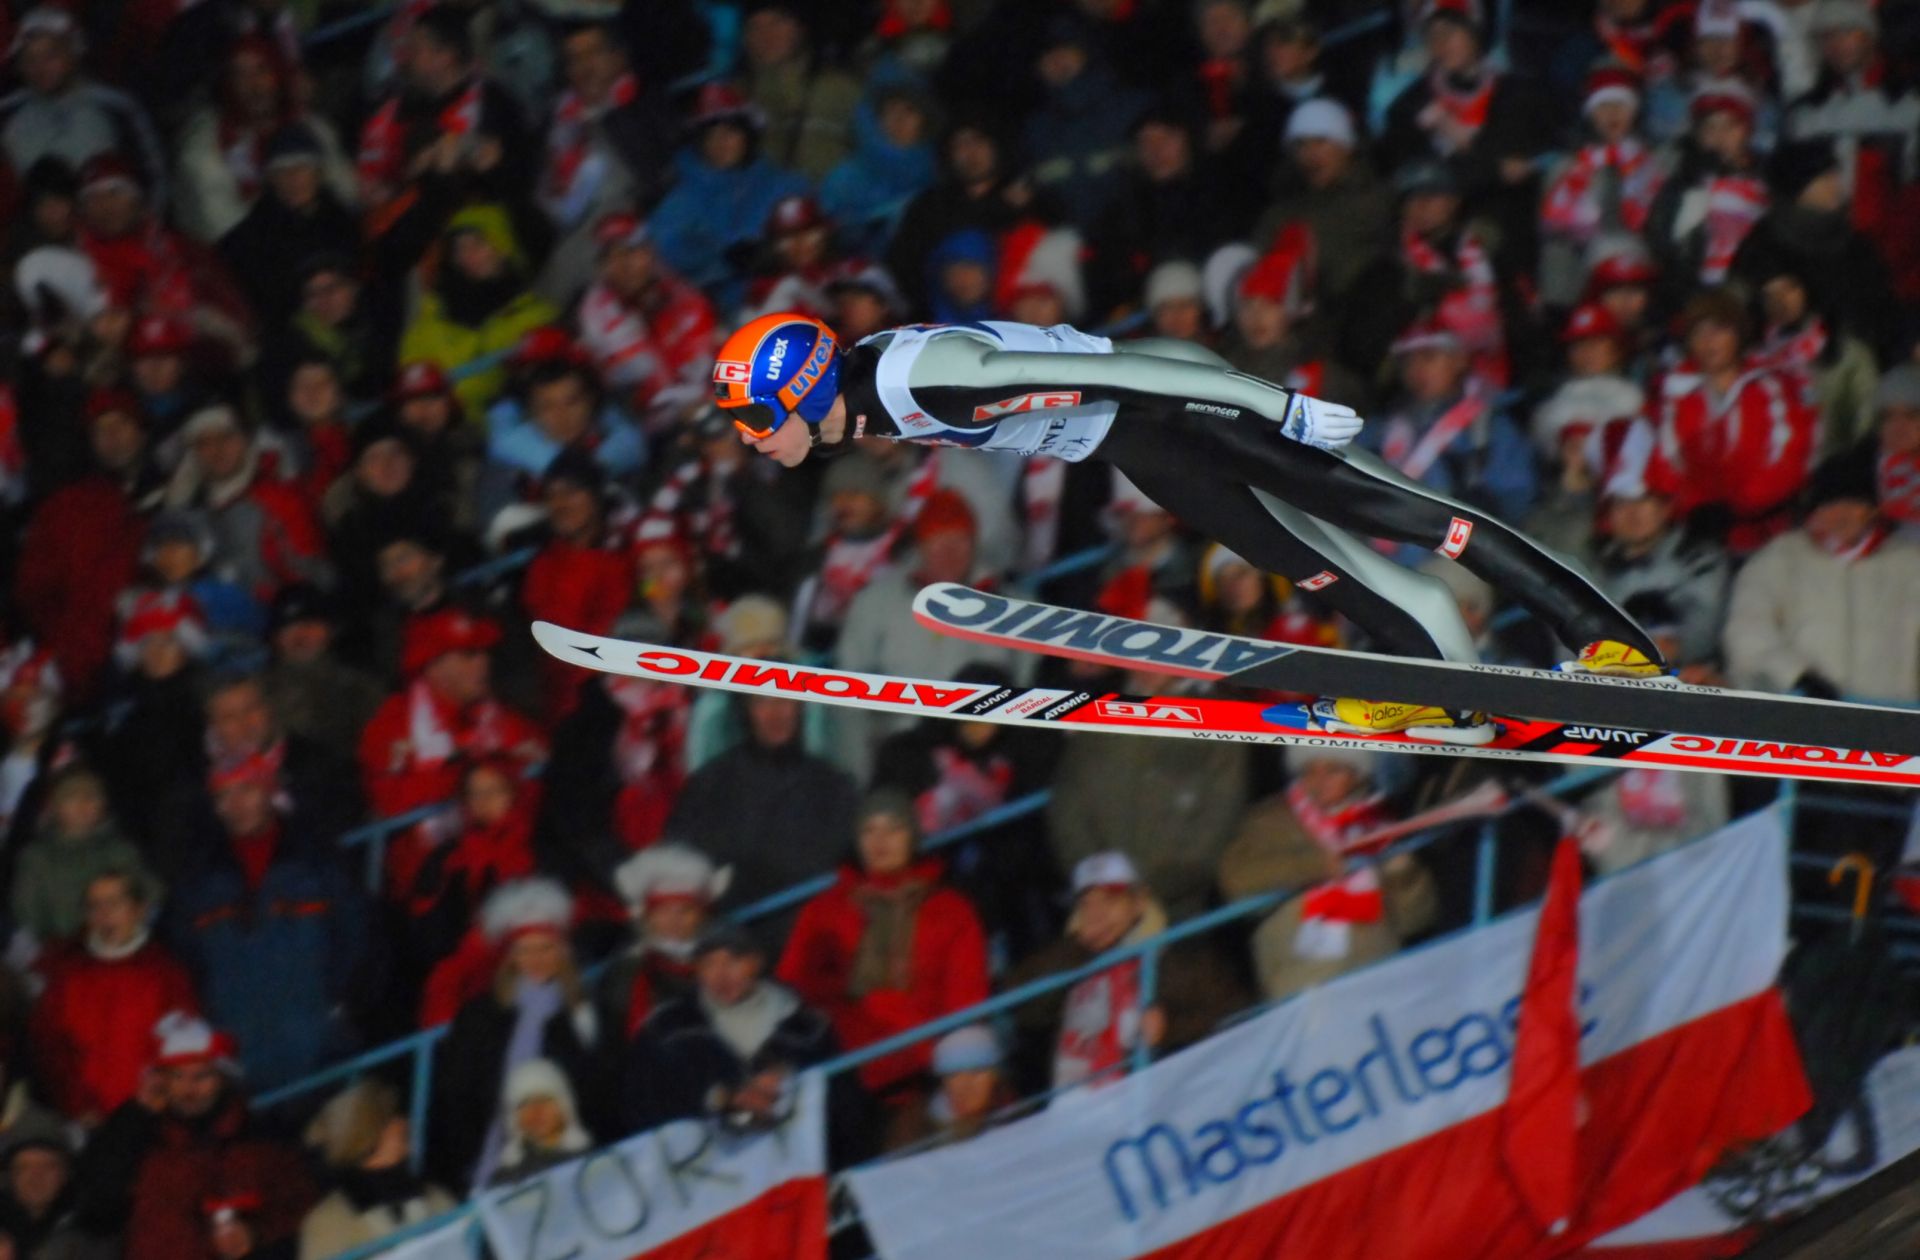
[[996, 224, 1086, 321], [480, 877, 574, 945], [153, 1011, 240, 1074], [1583, 63, 1642, 116], [115, 588, 210, 669], [1237, 223, 1316, 318]]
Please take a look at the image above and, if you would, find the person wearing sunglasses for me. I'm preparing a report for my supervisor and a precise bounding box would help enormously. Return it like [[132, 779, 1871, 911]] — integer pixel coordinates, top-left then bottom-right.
[[711, 311, 1666, 744]]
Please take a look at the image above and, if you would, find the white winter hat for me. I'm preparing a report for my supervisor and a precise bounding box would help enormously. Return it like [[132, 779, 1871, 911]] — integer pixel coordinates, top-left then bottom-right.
[[480, 877, 573, 945], [716, 595, 790, 655], [13, 246, 109, 328], [1284, 98, 1356, 149], [1072, 851, 1143, 896], [932, 1025, 1003, 1075], [152, 1011, 240, 1075], [1202, 241, 1259, 329], [503, 1058, 578, 1113], [181, 406, 245, 443], [1290, 744, 1380, 781], [614, 843, 732, 911], [1144, 261, 1204, 310]]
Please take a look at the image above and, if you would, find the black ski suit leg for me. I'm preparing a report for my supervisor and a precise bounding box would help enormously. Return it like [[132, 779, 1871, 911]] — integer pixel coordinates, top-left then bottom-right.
[[1201, 421, 1664, 664], [1101, 420, 1479, 663]]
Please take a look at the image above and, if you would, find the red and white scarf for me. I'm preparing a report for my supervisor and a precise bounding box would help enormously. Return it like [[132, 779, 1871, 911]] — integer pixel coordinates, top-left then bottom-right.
[[1542, 139, 1663, 239], [1418, 66, 1495, 155], [606, 675, 690, 785], [1698, 174, 1768, 283], [1055, 957, 1141, 1090], [1289, 781, 1395, 959], [1612, 768, 1691, 831], [1878, 449, 1920, 525], [357, 80, 483, 193], [1381, 392, 1490, 481], [405, 680, 512, 768], [1402, 227, 1507, 385], [1020, 456, 1066, 572], [917, 746, 1014, 834], [543, 73, 638, 205], [1752, 318, 1829, 378]]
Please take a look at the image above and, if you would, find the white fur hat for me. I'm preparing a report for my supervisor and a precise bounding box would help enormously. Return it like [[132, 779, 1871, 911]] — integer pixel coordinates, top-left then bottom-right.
[[480, 877, 573, 945], [1202, 242, 1258, 329], [614, 844, 732, 911]]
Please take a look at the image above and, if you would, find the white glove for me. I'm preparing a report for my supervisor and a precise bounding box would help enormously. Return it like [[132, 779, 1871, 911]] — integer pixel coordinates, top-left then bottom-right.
[[1279, 392, 1365, 451]]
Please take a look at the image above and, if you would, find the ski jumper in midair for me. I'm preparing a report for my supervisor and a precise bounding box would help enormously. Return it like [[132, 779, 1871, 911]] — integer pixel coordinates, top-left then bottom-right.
[[714, 314, 1665, 744]]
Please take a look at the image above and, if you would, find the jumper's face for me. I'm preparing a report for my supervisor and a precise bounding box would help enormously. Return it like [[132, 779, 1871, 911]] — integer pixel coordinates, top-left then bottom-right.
[[745, 414, 813, 467]]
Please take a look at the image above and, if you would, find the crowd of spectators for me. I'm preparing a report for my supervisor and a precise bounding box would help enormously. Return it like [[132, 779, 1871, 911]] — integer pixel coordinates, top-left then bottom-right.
[[0, 0, 1916, 1254]]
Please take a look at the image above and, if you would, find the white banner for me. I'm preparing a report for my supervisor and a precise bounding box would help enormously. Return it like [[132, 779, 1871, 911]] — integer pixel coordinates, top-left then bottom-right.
[[476, 1073, 826, 1260], [849, 809, 1791, 1260], [378, 1216, 480, 1260]]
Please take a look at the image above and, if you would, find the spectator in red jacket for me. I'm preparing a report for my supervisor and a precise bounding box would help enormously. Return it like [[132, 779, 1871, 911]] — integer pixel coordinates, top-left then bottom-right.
[[519, 447, 630, 719], [775, 789, 988, 1111], [13, 390, 149, 702], [573, 210, 718, 432], [33, 869, 197, 1126], [71, 1013, 317, 1260], [1642, 288, 1818, 552], [161, 405, 333, 602], [358, 608, 546, 828]]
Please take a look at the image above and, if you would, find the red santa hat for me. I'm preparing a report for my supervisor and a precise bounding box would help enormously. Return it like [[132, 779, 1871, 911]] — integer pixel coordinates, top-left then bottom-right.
[[1694, 0, 1742, 40], [480, 877, 574, 945], [1237, 223, 1316, 317], [1584, 232, 1659, 294], [1560, 302, 1625, 344], [912, 488, 977, 543], [614, 843, 732, 911], [995, 223, 1086, 322], [1391, 316, 1463, 356], [1689, 77, 1757, 126], [153, 1011, 240, 1074], [1583, 63, 1642, 116], [115, 588, 210, 668], [0, 640, 60, 696], [512, 325, 590, 370], [401, 608, 503, 678], [128, 314, 193, 358], [592, 210, 650, 254], [392, 360, 453, 402]]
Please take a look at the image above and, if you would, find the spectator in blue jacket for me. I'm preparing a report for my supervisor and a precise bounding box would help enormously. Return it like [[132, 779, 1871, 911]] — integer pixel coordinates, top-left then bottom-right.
[[1357, 319, 1536, 529], [481, 353, 646, 523], [819, 85, 939, 259], [1022, 14, 1149, 230], [165, 753, 371, 1090], [647, 83, 806, 305]]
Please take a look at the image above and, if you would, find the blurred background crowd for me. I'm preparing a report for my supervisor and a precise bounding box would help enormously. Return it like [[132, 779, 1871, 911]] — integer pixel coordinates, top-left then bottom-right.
[[0, 0, 1918, 1254]]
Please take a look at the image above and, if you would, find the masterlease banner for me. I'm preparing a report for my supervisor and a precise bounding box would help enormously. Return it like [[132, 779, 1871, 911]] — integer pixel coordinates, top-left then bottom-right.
[[849, 809, 1808, 1260], [476, 1073, 826, 1260]]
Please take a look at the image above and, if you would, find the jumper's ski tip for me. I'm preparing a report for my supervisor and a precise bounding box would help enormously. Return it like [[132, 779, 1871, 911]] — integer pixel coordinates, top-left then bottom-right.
[[530, 620, 605, 668]]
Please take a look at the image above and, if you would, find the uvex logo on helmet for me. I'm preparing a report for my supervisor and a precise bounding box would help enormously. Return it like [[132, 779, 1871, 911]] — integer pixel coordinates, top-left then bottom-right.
[[765, 338, 791, 379]]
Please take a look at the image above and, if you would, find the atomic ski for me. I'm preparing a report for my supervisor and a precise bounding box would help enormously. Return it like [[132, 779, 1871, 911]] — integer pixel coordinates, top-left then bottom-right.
[[911, 583, 1920, 760], [531, 621, 1920, 790]]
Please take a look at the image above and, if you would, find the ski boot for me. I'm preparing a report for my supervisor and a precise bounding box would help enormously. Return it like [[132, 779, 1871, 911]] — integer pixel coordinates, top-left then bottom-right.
[[1558, 640, 1670, 679], [1308, 697, 1498, 746]]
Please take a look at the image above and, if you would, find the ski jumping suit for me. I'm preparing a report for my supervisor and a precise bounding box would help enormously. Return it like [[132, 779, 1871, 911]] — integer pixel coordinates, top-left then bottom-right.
[[837, 321, 1659, 664]]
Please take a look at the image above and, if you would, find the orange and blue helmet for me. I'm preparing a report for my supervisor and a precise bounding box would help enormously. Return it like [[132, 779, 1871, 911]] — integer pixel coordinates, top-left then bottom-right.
[[712, 313, 842, 438]]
